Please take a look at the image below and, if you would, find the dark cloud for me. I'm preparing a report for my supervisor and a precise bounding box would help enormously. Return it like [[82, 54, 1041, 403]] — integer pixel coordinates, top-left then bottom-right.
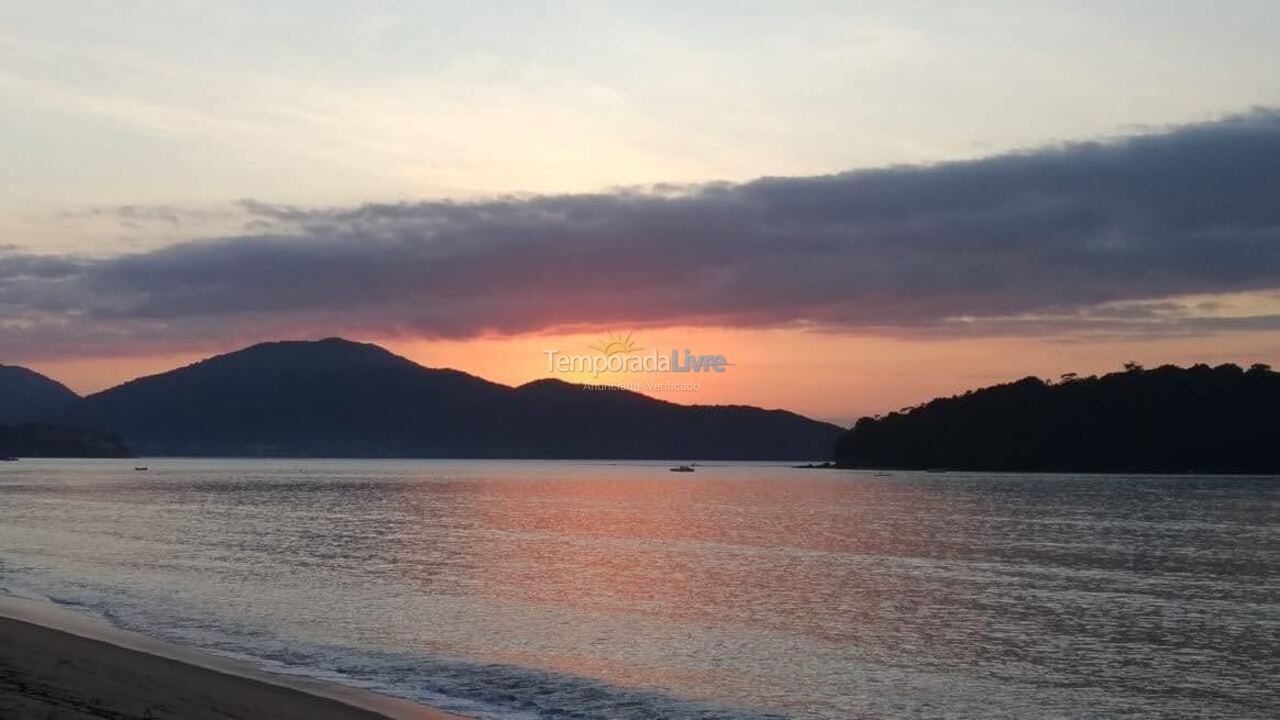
[[4, 109, 1280, 359]]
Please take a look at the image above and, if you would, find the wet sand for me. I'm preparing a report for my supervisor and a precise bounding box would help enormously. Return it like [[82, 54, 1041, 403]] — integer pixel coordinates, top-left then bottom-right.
[[0, 597, 464, 720]]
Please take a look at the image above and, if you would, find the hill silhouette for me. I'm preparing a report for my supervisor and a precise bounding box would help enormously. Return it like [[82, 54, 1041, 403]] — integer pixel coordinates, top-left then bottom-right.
[[57, 338, 840, 459], [0, 364, 79, 424], [834, 363, 1280, 473]]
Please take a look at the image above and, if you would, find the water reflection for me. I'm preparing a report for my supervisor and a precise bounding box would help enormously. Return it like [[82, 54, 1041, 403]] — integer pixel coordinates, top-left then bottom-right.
[[1, 460, 1277, 719]]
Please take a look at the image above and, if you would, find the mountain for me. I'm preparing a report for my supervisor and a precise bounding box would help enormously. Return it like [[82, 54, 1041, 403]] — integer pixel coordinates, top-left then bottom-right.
[[0, 424, 131, 459], [503, 378, 837, 459], [72, 338, 841, 459], [0, 364, 80, 424], [834, 363, 1280, 473]]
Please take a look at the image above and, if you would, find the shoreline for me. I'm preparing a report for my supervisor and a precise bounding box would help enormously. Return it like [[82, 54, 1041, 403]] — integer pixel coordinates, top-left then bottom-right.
[[0, 594, 466, 720]]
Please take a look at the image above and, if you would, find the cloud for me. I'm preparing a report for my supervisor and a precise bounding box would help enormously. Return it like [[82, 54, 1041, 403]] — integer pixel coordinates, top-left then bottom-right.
[[4, 109, 1280, 360]]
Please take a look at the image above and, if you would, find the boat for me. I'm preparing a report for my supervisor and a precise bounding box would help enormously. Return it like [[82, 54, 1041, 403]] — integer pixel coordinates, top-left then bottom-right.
[[669, 465, 696, 473], [134, 466, 149, 471]]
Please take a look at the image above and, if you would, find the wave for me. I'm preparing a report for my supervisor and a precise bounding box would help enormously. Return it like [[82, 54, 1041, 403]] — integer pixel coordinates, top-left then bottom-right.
[[1, 565, 787, 720]]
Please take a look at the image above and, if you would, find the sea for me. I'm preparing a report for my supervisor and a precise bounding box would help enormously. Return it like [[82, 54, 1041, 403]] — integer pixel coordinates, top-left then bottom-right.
[[1, 459, 1276, 719]]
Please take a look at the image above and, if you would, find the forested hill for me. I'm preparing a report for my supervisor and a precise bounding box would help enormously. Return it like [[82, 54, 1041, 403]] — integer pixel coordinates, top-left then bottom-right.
[[834, 363, 1280, 473]]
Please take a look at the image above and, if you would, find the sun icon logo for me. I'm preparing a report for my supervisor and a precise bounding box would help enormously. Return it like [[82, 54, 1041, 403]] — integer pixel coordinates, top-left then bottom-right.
[[589, 331, 642, 356]]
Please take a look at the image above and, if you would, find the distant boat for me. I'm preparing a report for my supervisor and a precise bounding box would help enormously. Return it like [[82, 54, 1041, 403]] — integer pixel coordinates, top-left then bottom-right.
[[134, 466, 149, 471], [925, 468, 948, 474], [1, 456, 18, 462], [669, 465, 696, 473]]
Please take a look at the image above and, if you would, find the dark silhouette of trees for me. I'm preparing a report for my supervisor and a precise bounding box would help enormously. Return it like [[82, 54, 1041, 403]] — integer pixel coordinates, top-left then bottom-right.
[[835, 363, 1280, 473], [0, 424, 131, 458]]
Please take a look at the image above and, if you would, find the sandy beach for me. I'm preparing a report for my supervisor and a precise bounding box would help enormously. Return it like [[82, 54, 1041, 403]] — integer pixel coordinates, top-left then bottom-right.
[[0, 598, 463, 720]]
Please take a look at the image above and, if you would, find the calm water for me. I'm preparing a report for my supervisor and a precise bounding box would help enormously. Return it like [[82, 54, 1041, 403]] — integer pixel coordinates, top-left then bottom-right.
[[0, 460, 1276, 719]]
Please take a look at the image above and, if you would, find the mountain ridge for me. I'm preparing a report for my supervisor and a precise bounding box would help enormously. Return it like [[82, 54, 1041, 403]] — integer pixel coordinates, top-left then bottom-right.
[[0, 363, 81, 424], [1, 337, 840, 459]]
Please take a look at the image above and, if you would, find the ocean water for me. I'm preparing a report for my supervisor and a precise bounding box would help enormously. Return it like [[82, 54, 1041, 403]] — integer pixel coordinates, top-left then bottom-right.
[[0, 459, 1276, 719]]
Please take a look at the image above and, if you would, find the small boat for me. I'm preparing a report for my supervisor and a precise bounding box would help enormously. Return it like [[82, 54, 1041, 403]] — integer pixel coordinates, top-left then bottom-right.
[[134, 466, 149, 471], [669, 465, 696, 473]]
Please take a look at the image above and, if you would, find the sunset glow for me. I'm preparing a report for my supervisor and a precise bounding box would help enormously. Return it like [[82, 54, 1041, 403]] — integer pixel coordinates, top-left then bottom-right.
[[3, 2, 1279, 425], [3, 5, 1280, 720], [21, 325, 1279, 424]]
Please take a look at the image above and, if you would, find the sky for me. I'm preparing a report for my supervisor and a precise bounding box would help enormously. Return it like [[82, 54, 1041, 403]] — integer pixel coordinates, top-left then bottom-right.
[[3, 1, 1280, 423]]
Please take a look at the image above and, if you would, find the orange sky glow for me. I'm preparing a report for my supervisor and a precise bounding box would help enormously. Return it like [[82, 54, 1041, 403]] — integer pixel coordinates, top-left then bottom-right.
[[28, 327, 1280, 425]]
